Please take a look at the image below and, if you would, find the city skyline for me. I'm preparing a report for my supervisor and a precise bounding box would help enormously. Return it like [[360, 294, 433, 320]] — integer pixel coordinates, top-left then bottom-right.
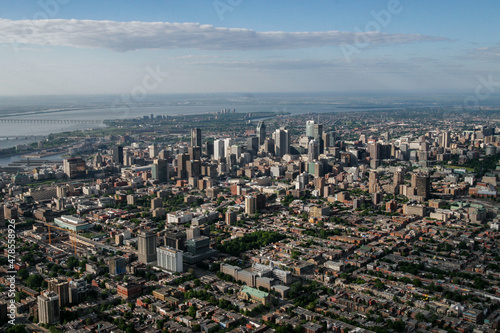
[[0, 0, 499, 96]]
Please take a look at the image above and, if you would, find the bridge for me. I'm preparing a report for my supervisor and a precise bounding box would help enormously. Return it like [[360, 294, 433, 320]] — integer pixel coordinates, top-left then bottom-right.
[[0, 118, 104, 124], [0, 135, 46, 140]]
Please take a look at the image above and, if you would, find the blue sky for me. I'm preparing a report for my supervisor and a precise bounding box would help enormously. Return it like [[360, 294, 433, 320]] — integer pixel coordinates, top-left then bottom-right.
[[0, 0, 499, 95]]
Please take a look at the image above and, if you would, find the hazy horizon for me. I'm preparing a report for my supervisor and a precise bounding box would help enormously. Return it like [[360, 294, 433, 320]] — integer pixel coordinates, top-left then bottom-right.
[[0, 0, 499, 97]]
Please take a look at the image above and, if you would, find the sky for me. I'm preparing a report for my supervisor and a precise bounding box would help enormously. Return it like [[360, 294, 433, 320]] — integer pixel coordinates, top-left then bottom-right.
[[0, 0, 499, 96]]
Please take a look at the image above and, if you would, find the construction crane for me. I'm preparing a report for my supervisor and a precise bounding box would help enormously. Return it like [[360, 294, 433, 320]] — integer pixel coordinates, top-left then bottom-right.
[[38, 221, 78, 255]]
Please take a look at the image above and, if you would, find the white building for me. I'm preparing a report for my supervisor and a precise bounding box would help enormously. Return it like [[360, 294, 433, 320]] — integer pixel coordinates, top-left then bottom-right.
[[157, 246, 183, 273]]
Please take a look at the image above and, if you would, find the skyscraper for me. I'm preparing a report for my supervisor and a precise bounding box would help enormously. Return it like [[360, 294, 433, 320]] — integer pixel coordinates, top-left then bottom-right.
[[157, 246, 183, 272], [308, 139, 319, 161], [191, 128, 202, 147], [412, 173, 430, 200], [138, 232, 157, 264], [306, 120, 315, 138], [368, 171, 379, 194], [257, 121, 266, 145], [152, 158, 169, 183], [274, 128, 290, 158], [63, 157, 86, 179], [214, 139, 225, 160], [38, 291, 60, 325], [48, 278, 70, 307], [111, 145, 124, 164], [149, 144, 158, 159], [247, 136, 259, 156]]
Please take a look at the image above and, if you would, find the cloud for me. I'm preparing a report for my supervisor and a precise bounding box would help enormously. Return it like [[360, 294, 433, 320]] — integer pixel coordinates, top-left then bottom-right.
[[0, 18, 449, 52], [461, 43, 500, 61]]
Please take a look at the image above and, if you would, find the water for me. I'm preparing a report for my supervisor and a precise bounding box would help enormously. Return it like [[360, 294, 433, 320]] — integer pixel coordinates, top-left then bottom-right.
[[0, 92, 478, 164]]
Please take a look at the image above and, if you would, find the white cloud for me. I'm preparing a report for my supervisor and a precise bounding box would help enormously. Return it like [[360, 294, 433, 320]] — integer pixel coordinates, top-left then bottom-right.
[[0, 18, 449, 52]]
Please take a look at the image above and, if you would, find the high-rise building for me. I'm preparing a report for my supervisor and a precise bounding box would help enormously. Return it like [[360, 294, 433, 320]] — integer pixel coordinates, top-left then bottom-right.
[[308, 139, 319, 161], [368, 171, 379, 194], [214, 139, 225, 160], [274, 128, 290, 158], [183, 236, 218, 264], [69, 279, 87, 305], [306, 120, 315, 138], [38, 291, 60, 325], [111, 146, 124, 164], [149, 144, 158, 159], [186, 159, 201, 179], [225, 210, 238, 225], [157, 246, 183, 273], [257, 121, 266, 145], [63, 157, 86, 179], [204, 141, 214, 156], [247, 136, 259, 156], [176, 153, 189, 179], [188, 146, 201, 161], [109, 257, 127, 275], [47, 278, 69, 307], [440, 131, 451, 148], [245, 196, 257, 215], [413, 173, 430, 200], [138, 232, 157, 264], [152, 158, 169, 183], [191, 128, 202, 147]]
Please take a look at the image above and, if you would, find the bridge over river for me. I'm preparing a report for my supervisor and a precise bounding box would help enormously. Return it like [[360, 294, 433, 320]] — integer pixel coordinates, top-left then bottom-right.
[[0, 118, 104, 124]]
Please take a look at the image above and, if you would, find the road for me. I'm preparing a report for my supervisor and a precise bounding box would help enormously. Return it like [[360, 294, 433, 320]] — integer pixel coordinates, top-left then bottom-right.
[[15, 315, 49, 333]]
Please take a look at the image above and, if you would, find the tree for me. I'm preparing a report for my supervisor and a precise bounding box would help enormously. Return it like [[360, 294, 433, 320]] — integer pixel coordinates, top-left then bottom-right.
[[187, 305, 196, 318]]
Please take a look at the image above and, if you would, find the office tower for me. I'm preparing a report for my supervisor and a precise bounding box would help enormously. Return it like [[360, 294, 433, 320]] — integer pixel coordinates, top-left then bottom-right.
[[256, 193, 266, 211], [186, 160, 201, 179], [188, 146, 201, 161], [257, 121, 266, 145], [191, 128, 202, 147], [214, 139, 225, 160], [164, 231, 186, 251], [308, 139, 319, 161], [157, 246, 183, 273], [47, 278, 69, 307], [109, 257, 127, 275], [380, 144, 392, 159], [204, 141, 214, 156], [413, 173, 430, 200], [111, 145, 124, 164], [151, 197, 163, 210], [69, 279, 87, 305], [177, 153, 189, 179], [306, 120, 315, 138], [322, 132, 331, 150], [440, 131, 451, 148], [63, 157, 86, 179], [38, 291, 60, 325], [138, 232, 157, 264], [183, 236, 218, 264], [368, 143, 380, 160], [225, 210, 238, 225], [149, 144, 158, 159], [245, 196, 257, 215], [152, 158, 169, 183], [368, 171, 379, 194], [263, 138, 275, 155], [247, 136, 259, 156], [274, 128, 290, 158]]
